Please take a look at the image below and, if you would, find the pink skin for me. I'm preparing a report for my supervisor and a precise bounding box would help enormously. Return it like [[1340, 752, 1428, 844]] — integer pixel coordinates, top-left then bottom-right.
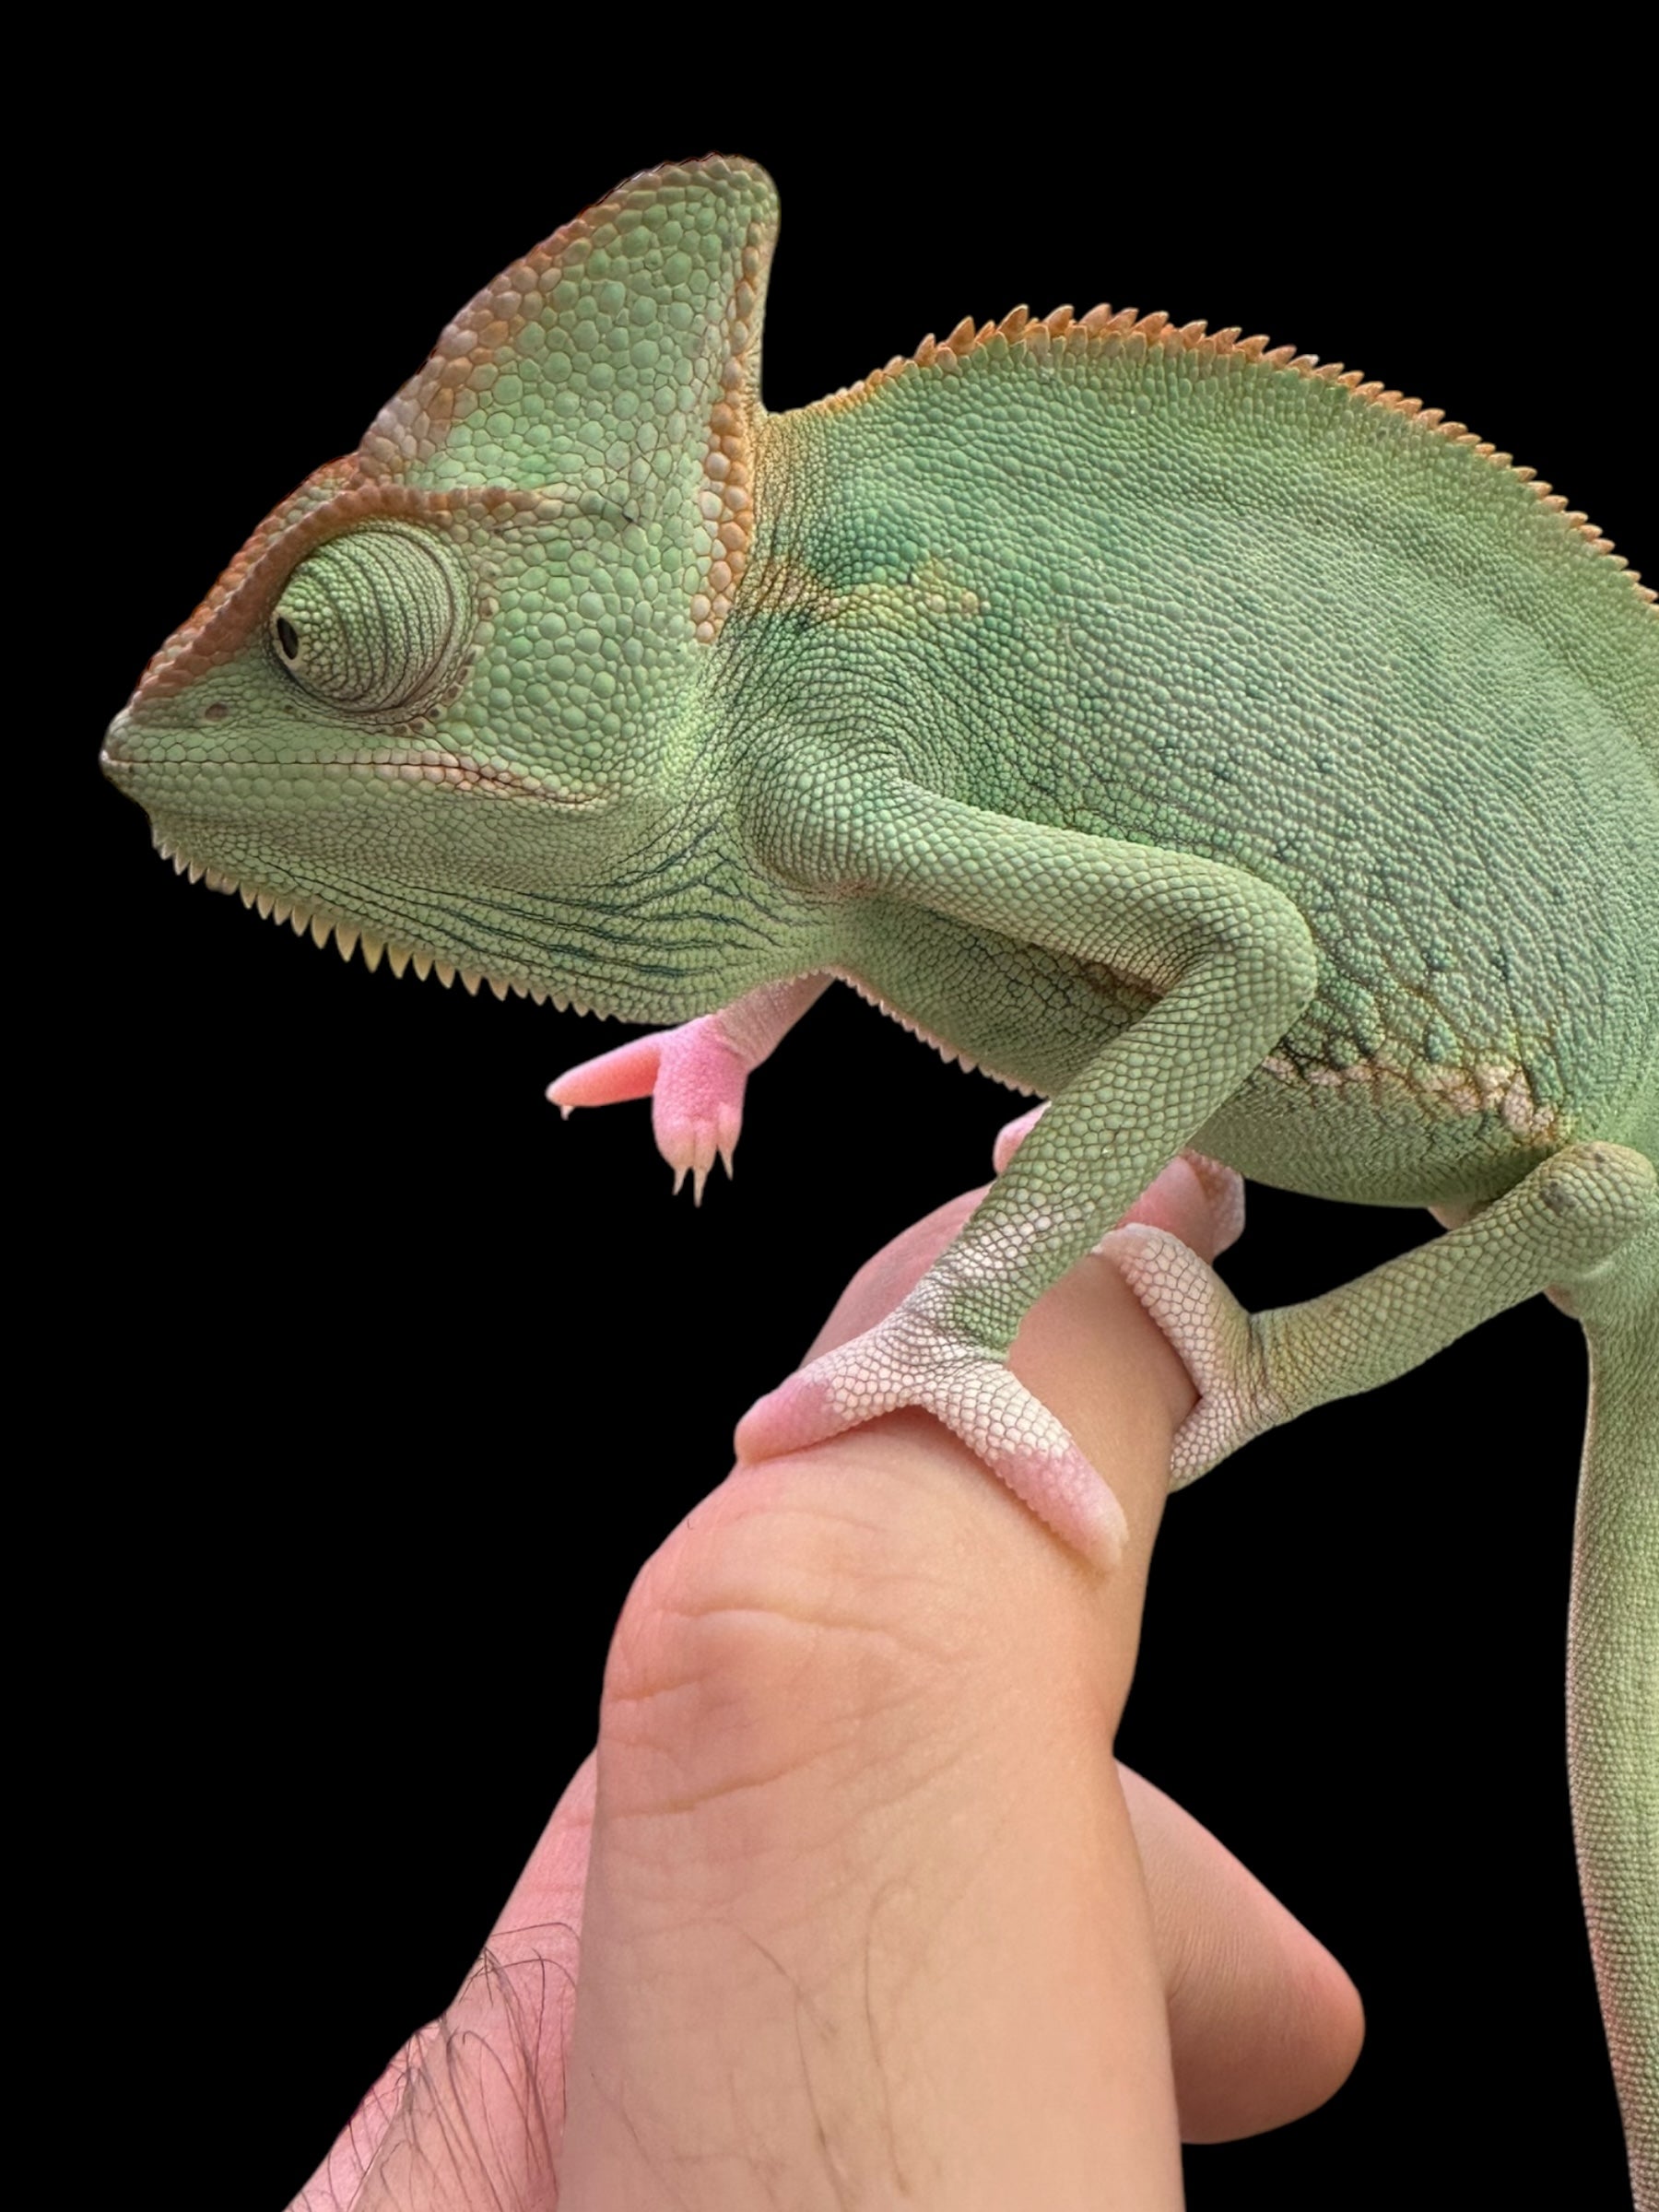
[[293, 1758, 597, 2206], [551, 1035, 1245, 1567], [548, 977, 827, 1203], [737, 1289, 1139, 1566], [288, 1159, 1359, 2209], [553, 1021, 747, 1203], [548, 1022, 746, 1202], [735, 1112, 1247, 1569]]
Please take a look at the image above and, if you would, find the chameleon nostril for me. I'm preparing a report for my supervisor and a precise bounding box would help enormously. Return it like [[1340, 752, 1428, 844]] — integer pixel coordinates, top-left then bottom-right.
[[203, 701, 230, 722]]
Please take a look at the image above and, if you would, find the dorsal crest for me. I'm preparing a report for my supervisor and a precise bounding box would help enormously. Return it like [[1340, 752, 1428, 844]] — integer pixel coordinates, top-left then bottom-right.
[[821, 306, 1652, 604]]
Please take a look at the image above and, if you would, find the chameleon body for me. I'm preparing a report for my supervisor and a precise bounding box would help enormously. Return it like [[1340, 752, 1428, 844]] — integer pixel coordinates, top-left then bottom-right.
[[101, 159, 1658, 2195]]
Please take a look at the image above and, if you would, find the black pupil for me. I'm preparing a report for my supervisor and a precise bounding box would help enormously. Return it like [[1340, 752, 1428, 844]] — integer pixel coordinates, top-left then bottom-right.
[[276, 616, 300, 660]]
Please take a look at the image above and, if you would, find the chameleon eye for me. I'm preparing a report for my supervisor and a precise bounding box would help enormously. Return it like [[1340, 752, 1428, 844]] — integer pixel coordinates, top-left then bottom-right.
[[269, 525, 469, 716]]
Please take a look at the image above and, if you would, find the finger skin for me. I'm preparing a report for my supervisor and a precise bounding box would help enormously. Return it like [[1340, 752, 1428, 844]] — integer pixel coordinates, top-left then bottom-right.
[[298, 1166, 1361, 2207], [297, 1728, 1362, 2206], [556, 1182, 1201, 2209], [289, 1759, 595, 2212], [1120, 1767, 1365, 2142]]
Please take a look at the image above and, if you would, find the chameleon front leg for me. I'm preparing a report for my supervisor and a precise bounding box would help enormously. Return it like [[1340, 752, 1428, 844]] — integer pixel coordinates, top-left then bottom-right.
[[995, 1103, 1250, 1256], [737, 782, 1318, 1566], [1103, 1141, 1659, 1484], [547, 975, 830, 1201]]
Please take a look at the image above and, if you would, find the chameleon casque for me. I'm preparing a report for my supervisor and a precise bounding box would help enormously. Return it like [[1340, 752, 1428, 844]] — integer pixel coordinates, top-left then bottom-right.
[[101, 157, 1657, 2195]]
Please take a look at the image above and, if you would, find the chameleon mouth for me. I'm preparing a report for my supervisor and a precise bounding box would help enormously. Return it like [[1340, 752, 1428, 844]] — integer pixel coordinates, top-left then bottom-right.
[[148, 829, 609, 1017], [102, 729, 581, 807]]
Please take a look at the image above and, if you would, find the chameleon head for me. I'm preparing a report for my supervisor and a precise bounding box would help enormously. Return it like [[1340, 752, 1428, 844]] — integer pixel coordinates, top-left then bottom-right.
[[101, 155, 780, 1015], [100, 473, 712, 1005]]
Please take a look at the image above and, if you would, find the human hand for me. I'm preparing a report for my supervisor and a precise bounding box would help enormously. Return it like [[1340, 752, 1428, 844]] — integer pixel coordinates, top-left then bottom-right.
[[293, 1156, 1362, 2211]]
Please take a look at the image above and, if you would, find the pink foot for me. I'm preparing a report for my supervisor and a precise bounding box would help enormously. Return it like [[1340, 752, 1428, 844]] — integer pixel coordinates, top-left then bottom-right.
[[1102, 1226, 1280, 1484], [735, 1280, 1129, 1569], [548, 1020, 747, 1203]]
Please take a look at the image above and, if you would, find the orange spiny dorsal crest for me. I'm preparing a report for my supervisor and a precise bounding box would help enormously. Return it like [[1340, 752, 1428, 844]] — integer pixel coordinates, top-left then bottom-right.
[[818, 306, 1650, 603]]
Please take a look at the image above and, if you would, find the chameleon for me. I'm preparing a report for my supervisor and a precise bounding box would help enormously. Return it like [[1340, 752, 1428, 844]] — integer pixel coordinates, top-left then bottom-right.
[[100, 155, 1657, 2196]]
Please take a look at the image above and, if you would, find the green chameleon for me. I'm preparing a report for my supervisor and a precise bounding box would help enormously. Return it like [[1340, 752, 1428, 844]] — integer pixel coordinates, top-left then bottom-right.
[[101, 156, 1657, 2196]]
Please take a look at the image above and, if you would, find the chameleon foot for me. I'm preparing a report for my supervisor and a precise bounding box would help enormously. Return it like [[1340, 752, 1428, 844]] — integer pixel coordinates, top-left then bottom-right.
[[1100, 1227, 1280, 1483], [735, 1278, 1129, 1569], [548, 978, 827, 1202], [548, 1019, 746, 1203], [1106, 1142, 1659, 1488]]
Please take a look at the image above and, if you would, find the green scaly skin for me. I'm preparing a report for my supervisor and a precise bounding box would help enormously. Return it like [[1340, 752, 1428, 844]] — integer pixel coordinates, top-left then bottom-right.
[[100, 158, 1658, 2198]]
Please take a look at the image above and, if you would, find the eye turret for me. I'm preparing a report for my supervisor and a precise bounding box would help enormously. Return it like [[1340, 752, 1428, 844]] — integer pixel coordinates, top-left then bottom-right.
[[269, 525, 469, 716]]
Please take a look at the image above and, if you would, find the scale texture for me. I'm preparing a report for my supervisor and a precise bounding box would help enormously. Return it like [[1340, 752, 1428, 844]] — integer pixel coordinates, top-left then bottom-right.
[[102, 156, 1658, 2198]]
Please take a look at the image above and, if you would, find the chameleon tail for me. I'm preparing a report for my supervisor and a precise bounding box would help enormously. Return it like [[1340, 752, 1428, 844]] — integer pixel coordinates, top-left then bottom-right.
[[1569, 1221, 1659, 2209]]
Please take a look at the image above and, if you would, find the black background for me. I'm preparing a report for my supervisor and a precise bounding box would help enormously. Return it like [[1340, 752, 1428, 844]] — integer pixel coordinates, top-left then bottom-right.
[[62, 51, 1646, 2209]]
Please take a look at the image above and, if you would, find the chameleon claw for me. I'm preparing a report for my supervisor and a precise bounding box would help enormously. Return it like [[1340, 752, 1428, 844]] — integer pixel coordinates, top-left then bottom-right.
[[554, 1015, 753, 1194], [716, 1103, 741, 1182]]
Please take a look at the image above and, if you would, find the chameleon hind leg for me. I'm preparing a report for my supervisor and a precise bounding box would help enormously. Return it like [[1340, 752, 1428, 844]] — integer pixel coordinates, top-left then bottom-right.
[[1112, 1145, 1659, 2204], [1101, 1140, 1659, 1484], [1112, 1151, 1659, 2206]]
